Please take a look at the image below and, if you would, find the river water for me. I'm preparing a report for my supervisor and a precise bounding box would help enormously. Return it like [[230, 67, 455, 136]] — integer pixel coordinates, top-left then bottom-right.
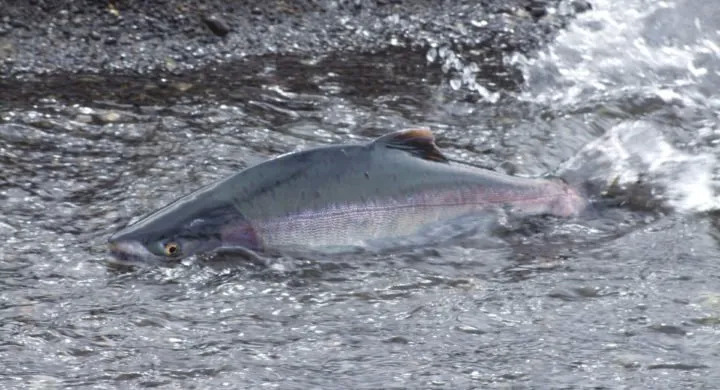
[[2, 0, 720, 388]]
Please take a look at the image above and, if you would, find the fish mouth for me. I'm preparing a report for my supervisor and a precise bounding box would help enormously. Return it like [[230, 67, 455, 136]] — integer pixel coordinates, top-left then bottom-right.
[[107, 240, 164, 263]]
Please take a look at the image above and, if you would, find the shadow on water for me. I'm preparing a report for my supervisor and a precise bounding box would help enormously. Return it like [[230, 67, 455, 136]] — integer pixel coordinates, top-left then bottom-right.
[[0, 49, 517, 109]]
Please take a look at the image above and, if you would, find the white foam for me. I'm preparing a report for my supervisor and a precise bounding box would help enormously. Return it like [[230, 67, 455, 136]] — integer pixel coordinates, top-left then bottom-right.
[[426, 46, 500, 103], [561, 121, 719, 212], [511, 0, 720, 109], [512, 0, 720, 213]]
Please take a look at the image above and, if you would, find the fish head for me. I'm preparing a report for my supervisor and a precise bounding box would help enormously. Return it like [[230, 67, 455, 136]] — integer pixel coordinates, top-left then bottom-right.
[[108, 226, 218, 264], [108, 202, 259, 264]]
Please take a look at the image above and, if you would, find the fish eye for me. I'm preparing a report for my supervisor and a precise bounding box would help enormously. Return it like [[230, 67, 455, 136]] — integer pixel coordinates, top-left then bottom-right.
[[164, 242, 180, 257]]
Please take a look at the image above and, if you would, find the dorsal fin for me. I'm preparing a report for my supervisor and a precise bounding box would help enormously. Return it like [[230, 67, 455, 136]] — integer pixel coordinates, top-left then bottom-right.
[[372, 128, 448, 162]]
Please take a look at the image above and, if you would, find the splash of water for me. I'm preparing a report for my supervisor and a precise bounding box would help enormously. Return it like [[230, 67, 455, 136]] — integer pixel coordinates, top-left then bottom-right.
[[512, 0, 720, 213], [560, 121, 719, 212], [426, 46, 500, 103], [512, 0, 720, 108]]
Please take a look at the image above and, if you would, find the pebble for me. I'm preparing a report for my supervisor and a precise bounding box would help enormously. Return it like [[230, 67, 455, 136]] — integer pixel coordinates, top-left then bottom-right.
[[572, 0, 592, 13], [203, 15, 231, 37]]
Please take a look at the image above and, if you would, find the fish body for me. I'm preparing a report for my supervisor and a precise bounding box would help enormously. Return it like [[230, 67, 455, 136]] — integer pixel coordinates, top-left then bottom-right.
[[108, 129, 585, 262]]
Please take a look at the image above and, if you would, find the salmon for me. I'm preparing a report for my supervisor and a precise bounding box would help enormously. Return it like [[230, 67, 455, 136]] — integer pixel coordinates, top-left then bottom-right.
[[108, 128, 585, 262]]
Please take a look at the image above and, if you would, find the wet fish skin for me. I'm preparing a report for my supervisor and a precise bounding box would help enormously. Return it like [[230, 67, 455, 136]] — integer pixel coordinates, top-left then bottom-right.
[[108, 128, 585, 262]]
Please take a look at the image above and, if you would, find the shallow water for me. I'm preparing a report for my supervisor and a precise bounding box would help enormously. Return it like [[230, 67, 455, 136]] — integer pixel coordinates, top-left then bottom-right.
[[2, 0, 720, 388]]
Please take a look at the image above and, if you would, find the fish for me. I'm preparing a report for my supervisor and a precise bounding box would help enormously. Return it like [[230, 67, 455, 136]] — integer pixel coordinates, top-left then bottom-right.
[[108, 128, 585, 263]]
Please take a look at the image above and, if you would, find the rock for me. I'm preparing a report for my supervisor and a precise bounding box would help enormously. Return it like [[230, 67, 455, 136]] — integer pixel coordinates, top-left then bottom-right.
[[96, 110, 122, 124], [572, 0, 593, 13], [202, 14, 230, 37], [0, 39, 14, 60], [527, 1, 548, 19]]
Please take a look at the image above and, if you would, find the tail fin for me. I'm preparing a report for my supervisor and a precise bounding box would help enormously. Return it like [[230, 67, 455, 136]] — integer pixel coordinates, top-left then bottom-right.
[[543, 175, 590, 218]]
